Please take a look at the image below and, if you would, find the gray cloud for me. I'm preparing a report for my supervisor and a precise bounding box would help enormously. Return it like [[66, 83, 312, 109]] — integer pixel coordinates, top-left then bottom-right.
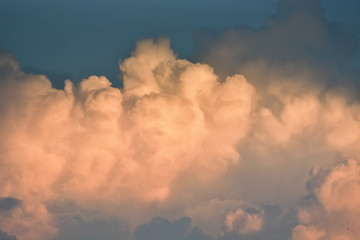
[[134, 217, 211, 240], [193, 0, 359, 91], [48, 198, 131, 240], [51, 215, 130, 240], [0, 231, 16, 240], [221, 205, 296, 240], [0, 198, 20, 212]]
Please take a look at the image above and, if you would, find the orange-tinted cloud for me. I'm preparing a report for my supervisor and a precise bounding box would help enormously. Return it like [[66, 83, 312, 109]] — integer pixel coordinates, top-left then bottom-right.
[[0, 39, 255, 239]]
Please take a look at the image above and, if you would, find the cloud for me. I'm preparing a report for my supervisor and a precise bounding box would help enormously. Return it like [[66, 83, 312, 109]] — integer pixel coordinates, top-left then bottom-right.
[[292, 225, 326, 240], [292, 159, 360, 240], [134, 217, 211, 240], [22, 67, 73, 90], [50, 202, 131, 240], [0, 231, 16, 240], [194, 0, 358, 73], [0, 198, 20, 212], [187, 0, 360, 211], [0, 38, 255, 239], [224, 208, 264, 234], [218, 204, 296, 240], [0, 0, 360, 239]]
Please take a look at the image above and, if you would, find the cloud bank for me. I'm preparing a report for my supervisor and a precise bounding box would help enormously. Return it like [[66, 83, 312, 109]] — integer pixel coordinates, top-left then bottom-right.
[[0, 0, 359, 239], [0, 38, 255, 239]]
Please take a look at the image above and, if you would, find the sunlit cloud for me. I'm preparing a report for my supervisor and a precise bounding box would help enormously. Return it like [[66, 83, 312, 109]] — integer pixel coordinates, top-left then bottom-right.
[[0, 0, 359, 239]]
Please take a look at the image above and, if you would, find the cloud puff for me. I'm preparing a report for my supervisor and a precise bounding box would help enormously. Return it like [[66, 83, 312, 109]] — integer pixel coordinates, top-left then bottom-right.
[[292, 225, 326, 240], [224, 208, 264, 234], [293, 159, 360, 240], [0, 39, 255, 239]]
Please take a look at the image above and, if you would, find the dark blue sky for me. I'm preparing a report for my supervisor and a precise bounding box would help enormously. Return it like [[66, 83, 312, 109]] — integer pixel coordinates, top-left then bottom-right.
[[0, 0, 359, 87]]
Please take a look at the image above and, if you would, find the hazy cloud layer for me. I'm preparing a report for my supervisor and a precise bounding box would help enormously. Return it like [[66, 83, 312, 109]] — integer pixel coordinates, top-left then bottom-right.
[[0, 0, 359, 239]]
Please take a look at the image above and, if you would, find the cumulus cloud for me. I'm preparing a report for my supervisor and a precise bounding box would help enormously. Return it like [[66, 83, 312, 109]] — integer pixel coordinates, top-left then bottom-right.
[[0, 39, 255, 239], [224, 208, 264, 234], [188, 0, 360, 210], [292, 159, 360, 240], [0, 0, 360, 239]]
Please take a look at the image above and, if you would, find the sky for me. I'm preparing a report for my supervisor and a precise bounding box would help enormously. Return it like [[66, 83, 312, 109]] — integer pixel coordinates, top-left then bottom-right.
[[0, 0, 360, 240], [1, 0, 359, 86]]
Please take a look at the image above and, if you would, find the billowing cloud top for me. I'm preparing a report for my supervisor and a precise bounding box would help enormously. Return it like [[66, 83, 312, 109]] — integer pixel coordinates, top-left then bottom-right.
[[0, 0, 360, 239], [0, 37, 256, 239]]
